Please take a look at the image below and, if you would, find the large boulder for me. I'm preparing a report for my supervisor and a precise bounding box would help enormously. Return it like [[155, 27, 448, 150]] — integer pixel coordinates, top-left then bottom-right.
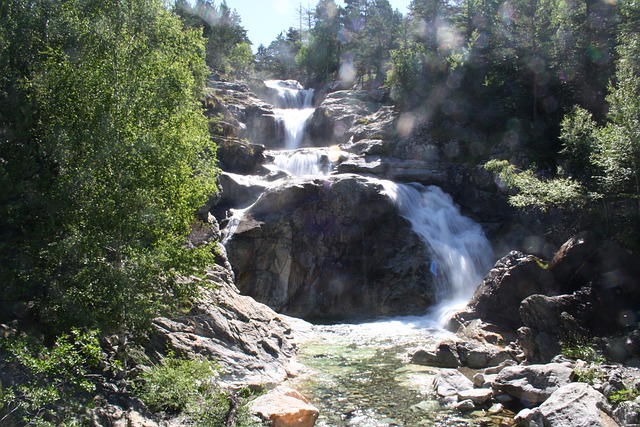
[[225, 174, 435, 319], [215, 137, 270, 175], [534, 383, 619, 427], [491, 363, 574, 407], [451, 251, 560, 331]]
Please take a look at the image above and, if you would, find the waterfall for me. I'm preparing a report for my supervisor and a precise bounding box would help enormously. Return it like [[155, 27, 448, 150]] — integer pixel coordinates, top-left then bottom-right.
[[264, 80, 315, 150], [381, 181, 494, 326], [273, 151, 328, 176]]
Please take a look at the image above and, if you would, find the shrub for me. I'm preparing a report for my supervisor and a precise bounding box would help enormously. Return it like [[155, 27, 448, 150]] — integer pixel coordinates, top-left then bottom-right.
[[0, 329, 104, 426], [134, 353, 263, 426]]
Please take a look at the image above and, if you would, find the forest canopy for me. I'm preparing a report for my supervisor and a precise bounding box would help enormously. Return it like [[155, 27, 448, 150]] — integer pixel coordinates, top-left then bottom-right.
[[0, 0, 218, 337]]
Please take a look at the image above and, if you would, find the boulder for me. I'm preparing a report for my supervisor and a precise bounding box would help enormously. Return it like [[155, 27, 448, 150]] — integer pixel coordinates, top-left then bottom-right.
[[434, 369, 474, 399], [614, 396, 640, 425], [452, 251, 560, 331], [491, 363, 574, 407], [410, 341, 461, 368], [206, 80, 282, 147], [518, 282, 639, 363], [537, 383, 619, 427], [225, 174, 435, 319], [251, 386, 319, 427], [455, 340, 516, 369], [457, 388, 493, 405], [548, 231, 600, 288]]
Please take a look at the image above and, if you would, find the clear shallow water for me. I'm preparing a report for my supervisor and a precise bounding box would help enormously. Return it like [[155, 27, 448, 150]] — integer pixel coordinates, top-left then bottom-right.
[[288, 318, 513, 427]]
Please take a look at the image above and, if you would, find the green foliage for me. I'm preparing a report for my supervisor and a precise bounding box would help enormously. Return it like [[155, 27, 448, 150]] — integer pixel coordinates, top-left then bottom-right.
[[255, 29, 303, 80], [560, 339, 605, 364], [0, 0, 218, 336], [484, 159, 587, 211], [387, 44, 425, 104], [609, 387, 640, 405], [0, 329, 105, 426], [175, 0, 251, 77], [135, 353, 220, 413], [297, 0, 341, 81], [135, 353, 261, 426], [572, 364, 606, 386]]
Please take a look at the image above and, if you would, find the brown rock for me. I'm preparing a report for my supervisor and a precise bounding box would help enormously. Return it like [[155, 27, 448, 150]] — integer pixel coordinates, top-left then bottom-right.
[[251, 387, 319, 427]]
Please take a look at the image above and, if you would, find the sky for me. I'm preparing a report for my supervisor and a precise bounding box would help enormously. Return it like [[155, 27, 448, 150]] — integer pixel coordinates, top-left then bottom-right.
[[225, 0, 413, 51]]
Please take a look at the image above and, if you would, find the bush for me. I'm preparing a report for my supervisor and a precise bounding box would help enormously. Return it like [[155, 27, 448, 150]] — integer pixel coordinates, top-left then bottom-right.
[[134, 353, 263, 426], [0, 329, 105, 426]]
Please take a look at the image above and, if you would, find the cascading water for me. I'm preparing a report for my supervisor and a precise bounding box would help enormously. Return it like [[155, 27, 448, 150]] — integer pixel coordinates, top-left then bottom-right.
[[224, 79, 503, 425], [273, 150, 327, 176], [264, 79, 315, 150], [381, 181, 494, 326], [287, 180, 498, 426]]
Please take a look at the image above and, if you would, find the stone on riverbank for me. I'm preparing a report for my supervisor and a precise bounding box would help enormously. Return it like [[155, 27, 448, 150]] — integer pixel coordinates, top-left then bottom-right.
[[251, 386, 319, 427]]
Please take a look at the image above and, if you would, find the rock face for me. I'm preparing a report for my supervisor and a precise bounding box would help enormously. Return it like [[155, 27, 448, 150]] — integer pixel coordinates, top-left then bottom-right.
[[225, 174, 434, 319], [306, 89, 387, 145], [148, 243, 305, 387], [205, 80, 282, 148]]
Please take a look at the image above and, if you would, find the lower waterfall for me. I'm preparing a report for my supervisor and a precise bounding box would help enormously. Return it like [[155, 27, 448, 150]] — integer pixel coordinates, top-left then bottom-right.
[[381, 181, 494, 325]]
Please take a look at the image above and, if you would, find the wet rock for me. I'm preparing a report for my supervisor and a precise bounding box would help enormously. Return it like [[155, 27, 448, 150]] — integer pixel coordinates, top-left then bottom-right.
[[454, 399, 476, 411], [491, 363, 574, 407], [434, 369, 474, 399], [410, 341, 460, 368], [251, 386, 319, 427], [218, 171, 271, 210], [215, 137, 270, 175], [538, 383, 619, 427], [225, 174, 435, 319], [335, 156, 449, 187]]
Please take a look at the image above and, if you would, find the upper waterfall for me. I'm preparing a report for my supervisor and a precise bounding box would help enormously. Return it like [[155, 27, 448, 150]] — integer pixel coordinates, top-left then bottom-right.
[[264, 79, 314, 109], [264, 80, 315, 150], [382, 181, 494, 325]]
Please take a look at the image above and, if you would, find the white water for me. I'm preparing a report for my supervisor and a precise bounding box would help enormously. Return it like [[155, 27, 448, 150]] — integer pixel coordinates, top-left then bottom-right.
[[273, 151, 327, 176], [264, 79, 315, 150], [381, 181, 494, 326]]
